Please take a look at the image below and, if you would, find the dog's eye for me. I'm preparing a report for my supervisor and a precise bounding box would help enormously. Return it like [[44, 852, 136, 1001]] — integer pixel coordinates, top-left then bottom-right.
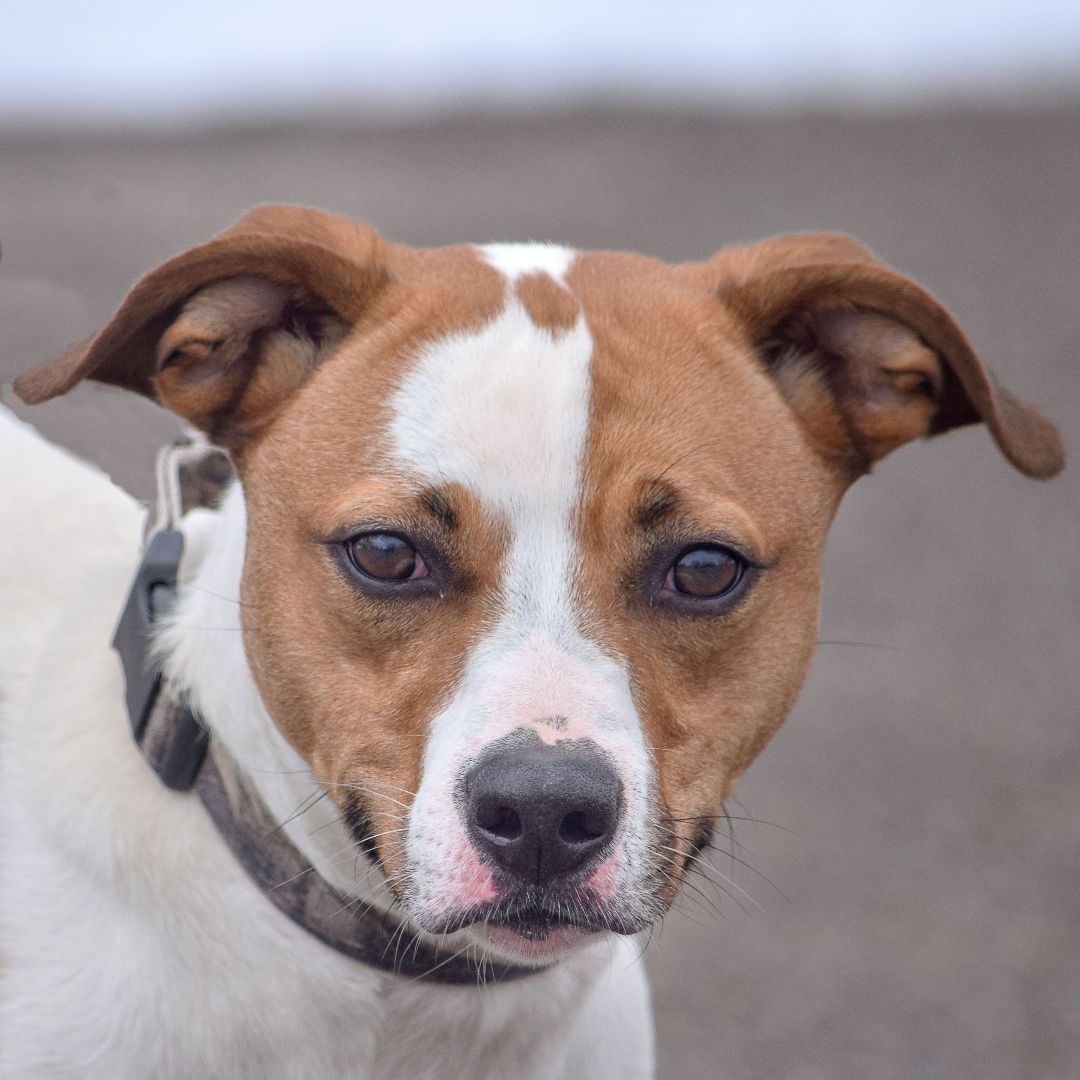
[[345, 533, 428, 582], [664, 545, 744, 599]]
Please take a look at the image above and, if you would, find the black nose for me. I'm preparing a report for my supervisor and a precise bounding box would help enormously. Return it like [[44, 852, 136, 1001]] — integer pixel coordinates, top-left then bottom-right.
[[464, 738, 622, 886]]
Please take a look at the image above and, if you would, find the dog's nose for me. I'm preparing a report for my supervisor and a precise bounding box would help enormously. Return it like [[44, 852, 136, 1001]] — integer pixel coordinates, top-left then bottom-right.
[[464, 741, 622, 885]]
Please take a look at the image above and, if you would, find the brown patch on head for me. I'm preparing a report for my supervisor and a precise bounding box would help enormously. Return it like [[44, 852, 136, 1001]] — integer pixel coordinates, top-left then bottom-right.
[[514, 271, 580, 334], [12, 207, 511, 461], [566, 251, 835, 900], [564, 235, 1061, 907], [239, 455, 510, 888], [229, 242, 514, 889]]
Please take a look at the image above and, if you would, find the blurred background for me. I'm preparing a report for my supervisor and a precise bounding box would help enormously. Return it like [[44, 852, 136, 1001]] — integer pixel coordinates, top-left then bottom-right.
[[2, 3, 1078, 1077]]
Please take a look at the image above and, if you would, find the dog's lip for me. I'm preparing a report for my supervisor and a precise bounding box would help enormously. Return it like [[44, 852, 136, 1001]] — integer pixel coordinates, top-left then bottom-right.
[[483, 905, 602, 940], [424, 897, 648, 939], [477, 921, 599, 963]]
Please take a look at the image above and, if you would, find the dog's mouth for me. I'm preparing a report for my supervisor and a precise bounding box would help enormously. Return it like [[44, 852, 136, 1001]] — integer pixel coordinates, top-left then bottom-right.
[[427, 902, 599, 938], [444, 898, 625, 963], [424, 886, 655, 945], [481, 901, 609, 940]]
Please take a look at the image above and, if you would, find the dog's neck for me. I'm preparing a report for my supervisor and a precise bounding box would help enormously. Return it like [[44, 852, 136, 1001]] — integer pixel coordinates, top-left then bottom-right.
[[156, 485, 399, 916]]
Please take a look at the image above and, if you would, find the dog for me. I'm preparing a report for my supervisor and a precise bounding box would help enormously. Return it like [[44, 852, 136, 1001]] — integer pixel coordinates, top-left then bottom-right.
[[0, 205, 1064, 1079]]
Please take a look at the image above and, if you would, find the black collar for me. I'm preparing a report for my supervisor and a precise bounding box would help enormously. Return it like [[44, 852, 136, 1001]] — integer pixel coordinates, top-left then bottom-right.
[[112, 436, 539, 985]]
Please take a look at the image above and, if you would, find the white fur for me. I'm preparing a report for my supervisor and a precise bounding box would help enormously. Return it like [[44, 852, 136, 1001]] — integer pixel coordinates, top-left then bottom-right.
[[153, 488, 390, 908], [0, 398, 653, 1078], [479, 242, 575, 284], [389, 292, 656, 938]]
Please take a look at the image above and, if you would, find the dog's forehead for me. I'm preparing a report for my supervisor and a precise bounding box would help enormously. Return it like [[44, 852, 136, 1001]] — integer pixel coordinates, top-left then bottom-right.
[[389, 243, 589, 512], [382, 242, 811, 528], [262, 239, 815, 536]]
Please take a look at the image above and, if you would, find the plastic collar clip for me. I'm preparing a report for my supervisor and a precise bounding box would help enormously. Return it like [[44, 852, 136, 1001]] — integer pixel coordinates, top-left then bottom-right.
[[111, 435, 222, 791]]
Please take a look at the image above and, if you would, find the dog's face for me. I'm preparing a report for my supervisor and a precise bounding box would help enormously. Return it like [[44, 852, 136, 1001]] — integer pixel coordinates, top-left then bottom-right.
[[16, 207, 1062, 963], [237, 251, 837, 957]]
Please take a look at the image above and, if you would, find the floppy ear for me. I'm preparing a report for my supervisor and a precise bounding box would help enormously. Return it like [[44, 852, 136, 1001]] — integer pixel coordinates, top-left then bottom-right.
[[713, 234, 1064, 480], [14, 205, 390, 450]]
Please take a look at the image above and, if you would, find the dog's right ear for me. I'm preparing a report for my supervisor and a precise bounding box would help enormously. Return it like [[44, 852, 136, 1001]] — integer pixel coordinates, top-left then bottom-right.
[[711, 232, 1065, 480], [14, 205, 390, 449]]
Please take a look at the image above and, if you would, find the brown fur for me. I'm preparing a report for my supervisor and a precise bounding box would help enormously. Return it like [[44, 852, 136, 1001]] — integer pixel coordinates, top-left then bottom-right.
[[567, 252, 838, 888], [514, 271, 580, 333]]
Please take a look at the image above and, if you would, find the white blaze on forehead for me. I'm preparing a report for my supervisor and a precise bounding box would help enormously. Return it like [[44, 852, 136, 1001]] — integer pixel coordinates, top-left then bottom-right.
[[479, 242, 575, 285], [389, 297, 590, 637]]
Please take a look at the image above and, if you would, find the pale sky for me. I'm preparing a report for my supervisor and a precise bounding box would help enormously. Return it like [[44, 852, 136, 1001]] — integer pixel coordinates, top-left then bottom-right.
[[3, 0, 1079, 125]]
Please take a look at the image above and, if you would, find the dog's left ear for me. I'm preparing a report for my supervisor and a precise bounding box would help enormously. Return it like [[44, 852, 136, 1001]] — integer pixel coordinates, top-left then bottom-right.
[[714, 234, 1064, 479], [14, 205, 389, 449]]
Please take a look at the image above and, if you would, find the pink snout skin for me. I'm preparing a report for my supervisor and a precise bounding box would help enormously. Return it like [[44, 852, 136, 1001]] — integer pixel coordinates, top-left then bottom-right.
[[434, 837, 498, 913], [586, 851, 622, 901]]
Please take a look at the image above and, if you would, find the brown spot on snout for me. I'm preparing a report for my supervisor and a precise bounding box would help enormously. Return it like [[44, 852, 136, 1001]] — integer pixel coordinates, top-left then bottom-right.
[[537, 714, 569, 731]]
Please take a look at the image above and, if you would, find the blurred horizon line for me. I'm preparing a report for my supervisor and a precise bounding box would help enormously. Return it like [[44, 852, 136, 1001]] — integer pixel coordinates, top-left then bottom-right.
[[5, 80, 1080, 141]]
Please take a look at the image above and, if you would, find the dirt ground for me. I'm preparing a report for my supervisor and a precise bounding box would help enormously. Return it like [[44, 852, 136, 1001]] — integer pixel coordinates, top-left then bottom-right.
[[2, 107, 1078, 1079]]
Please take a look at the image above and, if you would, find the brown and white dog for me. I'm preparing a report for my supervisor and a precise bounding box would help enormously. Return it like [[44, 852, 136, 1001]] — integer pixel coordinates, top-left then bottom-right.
[[0, 206, 1063, 1078]]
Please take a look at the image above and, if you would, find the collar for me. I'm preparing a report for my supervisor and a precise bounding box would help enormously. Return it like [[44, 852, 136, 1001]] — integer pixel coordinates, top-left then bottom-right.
[[112, 434, 539, 985]]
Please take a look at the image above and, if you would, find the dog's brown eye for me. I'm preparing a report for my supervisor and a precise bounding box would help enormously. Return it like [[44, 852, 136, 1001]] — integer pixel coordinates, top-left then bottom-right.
[[666, 546, 743, 599], [345, 533, 428, 582]]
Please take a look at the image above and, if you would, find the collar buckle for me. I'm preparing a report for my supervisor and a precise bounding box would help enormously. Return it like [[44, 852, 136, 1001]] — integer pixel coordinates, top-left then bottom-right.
[[113, 433, 229, 791]]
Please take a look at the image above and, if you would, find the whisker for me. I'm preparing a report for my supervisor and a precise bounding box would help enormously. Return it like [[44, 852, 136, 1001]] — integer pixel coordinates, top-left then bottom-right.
[[185, 584, 257, 608], [817, 638, 899, 651], [320, 783, 413, 812], [268, 788, 329, 836], [405, 937, 480, 985], [658, 847, 752, 918], [659, 860, 729, 923], [666, 810, 801, 838], [337, 777, 419, 799], [696, 846, 788, 902], [678, 852, 766, 914]]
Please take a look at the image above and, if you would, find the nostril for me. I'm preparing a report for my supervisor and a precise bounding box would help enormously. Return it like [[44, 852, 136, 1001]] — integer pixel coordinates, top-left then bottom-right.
[[476, 802, 523, 844], [558, 809, 610, 846]]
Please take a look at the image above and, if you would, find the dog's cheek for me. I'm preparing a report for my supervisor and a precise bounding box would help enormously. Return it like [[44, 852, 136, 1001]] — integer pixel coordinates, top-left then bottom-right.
[[236, 532, 492, 885], [240, 605, 431, 832], [627, 570, 823, 851], [237, 563, 341, 762]]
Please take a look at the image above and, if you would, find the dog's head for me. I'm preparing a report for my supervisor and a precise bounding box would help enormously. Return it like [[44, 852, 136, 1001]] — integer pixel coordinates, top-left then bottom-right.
[[16, 206, 1063, 963]]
